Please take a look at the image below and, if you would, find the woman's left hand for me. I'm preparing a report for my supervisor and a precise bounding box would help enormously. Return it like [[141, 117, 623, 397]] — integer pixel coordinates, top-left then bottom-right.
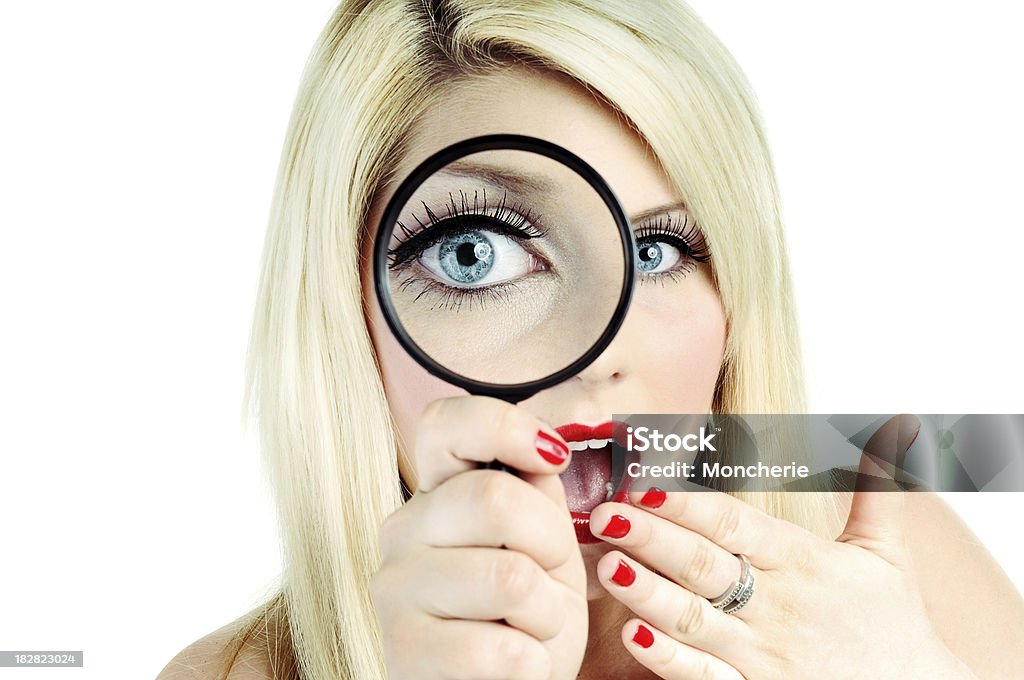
[[590, 414, 978, 680]]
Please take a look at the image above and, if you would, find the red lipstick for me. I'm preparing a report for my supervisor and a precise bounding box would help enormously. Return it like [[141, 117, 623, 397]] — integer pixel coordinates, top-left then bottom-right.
[[556, 420, 630, 544]]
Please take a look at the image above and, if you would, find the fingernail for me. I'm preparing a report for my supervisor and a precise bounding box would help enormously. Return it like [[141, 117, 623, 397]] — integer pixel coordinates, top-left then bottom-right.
[[902, 425, 921, 455], [600, 514, 630, 539], [536, 430, 569, 465], [611, 559, 635, 587], [632, 623, 654, 648], [639, 487, 665, 508]]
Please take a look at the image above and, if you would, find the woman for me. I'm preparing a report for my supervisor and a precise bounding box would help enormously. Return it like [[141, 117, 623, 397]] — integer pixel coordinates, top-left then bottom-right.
[[158, 1, 1024, 678]]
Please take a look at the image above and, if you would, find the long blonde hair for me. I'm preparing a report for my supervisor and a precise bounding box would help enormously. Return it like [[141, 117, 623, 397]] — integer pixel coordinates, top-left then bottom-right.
[[238, 1, 839, 677]]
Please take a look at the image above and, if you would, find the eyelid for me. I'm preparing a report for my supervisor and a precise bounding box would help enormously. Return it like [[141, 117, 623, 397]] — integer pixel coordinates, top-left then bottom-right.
[[389, 214, 536, 270], [387, 190, 547, 269], [632, 208, 691, 227], [629, 201, 689, 224], [633, 211, 712, 264]]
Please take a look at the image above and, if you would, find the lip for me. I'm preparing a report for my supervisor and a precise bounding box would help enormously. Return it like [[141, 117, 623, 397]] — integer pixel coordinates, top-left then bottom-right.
[[555, 420, 630, 446], [555, 420, 630, 544]]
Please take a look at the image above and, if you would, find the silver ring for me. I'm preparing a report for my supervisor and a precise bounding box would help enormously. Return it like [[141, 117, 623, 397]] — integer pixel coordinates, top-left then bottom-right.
[[708, 553, 755, 615], [723, 575, 754, 614]]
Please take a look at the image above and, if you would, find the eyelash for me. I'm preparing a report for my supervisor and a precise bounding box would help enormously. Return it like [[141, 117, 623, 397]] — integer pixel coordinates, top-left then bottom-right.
[[388, 189, 547, 270], [634, 212, 712, 286], [386, 192, 712, 311]]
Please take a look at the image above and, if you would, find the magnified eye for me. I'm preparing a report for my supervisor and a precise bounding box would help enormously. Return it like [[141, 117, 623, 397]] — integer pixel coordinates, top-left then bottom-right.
[[386, 190, 553, 311], [419, 229, 539, 286], [636, 238, 682, 274]]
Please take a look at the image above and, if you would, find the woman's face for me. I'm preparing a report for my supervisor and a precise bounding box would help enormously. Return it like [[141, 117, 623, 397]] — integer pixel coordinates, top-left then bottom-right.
[[360, 67, 727, 594]]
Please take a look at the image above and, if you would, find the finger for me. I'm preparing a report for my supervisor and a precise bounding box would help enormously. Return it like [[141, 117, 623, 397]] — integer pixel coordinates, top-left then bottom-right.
[[597, 551, 753, 664], [407, 547, 568, 641], [519, 469, 570, 509], [854, 413, 920, 489], [415, 396, 571, 493], [383, 469, 575, 570], [516, 472, 585, 592], [427, 618, 551, 680], [622, 485, 814, 570], [588, 502, 744, 601], [840, 414, 919, 564], [623, 619, 745, 680]]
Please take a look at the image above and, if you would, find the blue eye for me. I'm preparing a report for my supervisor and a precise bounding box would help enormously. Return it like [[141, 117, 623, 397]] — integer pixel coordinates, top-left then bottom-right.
[[386, 189, 553, 312], [421, 229, 535, 287], [636, 239, 681, 274], [632, 212, 712, 283]]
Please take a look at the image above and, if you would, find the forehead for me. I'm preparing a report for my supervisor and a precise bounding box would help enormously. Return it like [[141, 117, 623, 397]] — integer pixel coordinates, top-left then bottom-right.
[[389, 67, 679, 219]]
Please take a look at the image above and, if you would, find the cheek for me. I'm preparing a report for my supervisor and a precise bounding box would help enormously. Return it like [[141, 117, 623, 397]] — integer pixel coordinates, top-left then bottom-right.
[[632, 278, 726, 410], [365, 293, 466, 458]]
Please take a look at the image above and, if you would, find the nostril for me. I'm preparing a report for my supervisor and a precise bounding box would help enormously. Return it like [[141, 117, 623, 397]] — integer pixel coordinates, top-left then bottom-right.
[[572, 367, 625, 385]]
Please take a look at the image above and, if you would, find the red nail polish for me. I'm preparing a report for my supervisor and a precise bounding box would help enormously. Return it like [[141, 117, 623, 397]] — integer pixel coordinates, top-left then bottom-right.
[[903, 426, 921, 454], [611, 490, 630, 504], [639, 487, 665, 508], [611, 559, 635, 587], [600, 514, 630, 539], [632, 623, 654, 648], [536, 430, 569, 465]]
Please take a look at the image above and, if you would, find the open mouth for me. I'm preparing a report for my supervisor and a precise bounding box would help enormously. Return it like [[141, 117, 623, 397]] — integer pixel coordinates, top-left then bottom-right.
[[556, 421, 631, 544]]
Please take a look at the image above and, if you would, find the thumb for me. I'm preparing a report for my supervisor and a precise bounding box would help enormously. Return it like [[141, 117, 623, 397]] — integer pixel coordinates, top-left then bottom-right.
[[837, 413, 921, 562]]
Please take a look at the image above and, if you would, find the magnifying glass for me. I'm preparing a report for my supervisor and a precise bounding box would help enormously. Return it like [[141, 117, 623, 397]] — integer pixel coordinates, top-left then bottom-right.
[[372, 134, 635, 467]]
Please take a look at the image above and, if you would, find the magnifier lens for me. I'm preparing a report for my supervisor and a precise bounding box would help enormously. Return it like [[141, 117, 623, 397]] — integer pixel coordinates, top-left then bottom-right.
[[381, 144, 629, 389]]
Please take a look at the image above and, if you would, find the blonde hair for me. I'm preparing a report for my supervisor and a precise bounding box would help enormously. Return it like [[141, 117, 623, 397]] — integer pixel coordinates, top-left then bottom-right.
[[238, 1, 840, 677]]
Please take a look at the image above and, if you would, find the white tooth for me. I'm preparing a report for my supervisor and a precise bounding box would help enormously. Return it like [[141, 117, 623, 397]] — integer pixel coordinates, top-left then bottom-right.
[[605, 481, 614, 501], [567, 438, 613, 452]]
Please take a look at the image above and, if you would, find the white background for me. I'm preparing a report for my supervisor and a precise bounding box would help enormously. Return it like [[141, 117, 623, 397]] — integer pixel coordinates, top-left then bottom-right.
[[0, 2, 1020, 678]]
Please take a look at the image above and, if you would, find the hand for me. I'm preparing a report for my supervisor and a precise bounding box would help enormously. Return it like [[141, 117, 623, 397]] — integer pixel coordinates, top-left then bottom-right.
[[370, 396, 588, 680], [589, 414, 977, 679]]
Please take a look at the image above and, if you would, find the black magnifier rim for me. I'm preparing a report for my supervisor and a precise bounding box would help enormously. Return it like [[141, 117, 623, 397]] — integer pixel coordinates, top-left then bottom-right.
[[373, 133, 636, 401]]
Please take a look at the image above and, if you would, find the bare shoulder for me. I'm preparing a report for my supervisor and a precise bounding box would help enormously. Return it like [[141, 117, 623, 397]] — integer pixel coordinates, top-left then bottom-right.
[[154, 611, 278, 680], [833, 490, 1024, 677]]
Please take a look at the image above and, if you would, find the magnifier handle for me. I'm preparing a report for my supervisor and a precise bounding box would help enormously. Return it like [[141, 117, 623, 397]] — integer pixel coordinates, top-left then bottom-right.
[[474, 394, 527, 475], [480, 460, 518, 475]]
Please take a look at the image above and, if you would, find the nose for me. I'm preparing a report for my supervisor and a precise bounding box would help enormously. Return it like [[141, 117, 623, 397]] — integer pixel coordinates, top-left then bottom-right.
[[572, 349, 625, 388], [569, 319, 633, 390], [518, 300, 643, 422]]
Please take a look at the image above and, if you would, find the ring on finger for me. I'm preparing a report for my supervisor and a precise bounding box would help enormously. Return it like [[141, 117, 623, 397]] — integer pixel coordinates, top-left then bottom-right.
[[707, 553, 755, 615]]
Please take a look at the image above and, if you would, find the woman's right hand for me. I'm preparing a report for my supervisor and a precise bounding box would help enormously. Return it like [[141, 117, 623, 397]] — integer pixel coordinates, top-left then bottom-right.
[[370, 396, 588, 680]]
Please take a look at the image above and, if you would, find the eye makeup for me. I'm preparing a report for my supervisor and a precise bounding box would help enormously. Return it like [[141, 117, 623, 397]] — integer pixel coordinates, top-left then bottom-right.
[[634, 212, 712, 285], [388, 188, 547, 270], [387, 186, 712, 312], [387, 188, 554, 313]]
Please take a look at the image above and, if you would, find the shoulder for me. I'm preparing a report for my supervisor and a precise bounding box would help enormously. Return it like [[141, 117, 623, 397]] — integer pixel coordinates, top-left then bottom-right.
[[154, 612, 278, 680], [901, 493, 1024, 648]]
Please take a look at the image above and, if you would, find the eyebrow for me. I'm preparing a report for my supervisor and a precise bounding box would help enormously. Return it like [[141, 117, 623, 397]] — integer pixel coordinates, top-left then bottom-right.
[[435, 161, 689, 222], [437, 160, 552, 193], [630, 201, 689, 223]]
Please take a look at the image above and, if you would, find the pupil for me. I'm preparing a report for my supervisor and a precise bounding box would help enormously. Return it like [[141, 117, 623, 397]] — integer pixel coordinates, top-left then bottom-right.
[[456, 242, 479, 266], [637, 243, 662, 272], [438, 231, 496, 284]]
